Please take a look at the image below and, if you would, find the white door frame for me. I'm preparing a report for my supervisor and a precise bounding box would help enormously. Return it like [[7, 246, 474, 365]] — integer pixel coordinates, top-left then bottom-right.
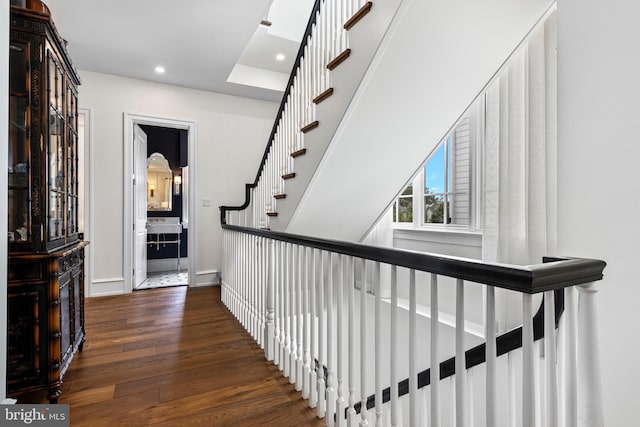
[[78, 108, 94, 296], [123, 113, 197, 293]]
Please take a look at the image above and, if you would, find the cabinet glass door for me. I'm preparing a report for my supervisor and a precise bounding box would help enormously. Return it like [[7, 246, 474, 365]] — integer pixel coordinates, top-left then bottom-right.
[[47, 53, 65, 242], [8, 42, 30, 243], [66, 84, 78, 237]]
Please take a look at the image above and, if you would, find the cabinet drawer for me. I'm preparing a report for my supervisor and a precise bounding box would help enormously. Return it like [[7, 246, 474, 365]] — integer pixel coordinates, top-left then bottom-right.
[[8, 260, 45, 282]]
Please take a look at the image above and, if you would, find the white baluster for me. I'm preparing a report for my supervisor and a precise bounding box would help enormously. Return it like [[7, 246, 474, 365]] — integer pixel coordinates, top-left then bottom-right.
[[577, 283, 604, 427], [485, 286, 497, 427], [409, 269, 417, 426], [318, 249, 327, 418], [337, 254, 347, 426], [303, 246, 312, 400], [431, 274, 441, 427], [523, 293, 535, 427], [310, 247, 319, 409], [275, 240, 282, 365], [360, 258, 369, 427], [563, 286, 578, 427], [508, 351, 517, 427], [370, 262, 381, 426], [327, 252, 336, 426], [390, 265, 398, 427], [544, 291, 559, 426], [289, 244, 297, 384], [456, 279, 467, 427], [283, 243, 291, 377], [265, 239, 275, 361], [296, 245, 304, 391], [280, 241, 287, 372], [348, 257, 358, 426]]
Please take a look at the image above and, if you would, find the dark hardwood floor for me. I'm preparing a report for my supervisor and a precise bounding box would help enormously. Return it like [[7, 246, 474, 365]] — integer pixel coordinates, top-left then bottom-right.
[[44, 285, 322, 426]]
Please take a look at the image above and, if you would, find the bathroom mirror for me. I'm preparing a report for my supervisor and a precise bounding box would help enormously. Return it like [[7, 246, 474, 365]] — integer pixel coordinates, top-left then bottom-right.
[[147, 152, 172, 211]]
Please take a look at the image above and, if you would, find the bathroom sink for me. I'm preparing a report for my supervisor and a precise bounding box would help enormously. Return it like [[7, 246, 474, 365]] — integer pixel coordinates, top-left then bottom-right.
[[147, 217, 182, 234]]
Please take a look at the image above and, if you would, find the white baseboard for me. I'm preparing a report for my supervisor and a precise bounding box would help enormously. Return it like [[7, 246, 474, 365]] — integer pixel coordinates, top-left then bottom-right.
[[89, 277, 125, 297], [194, 270, 219, 287]]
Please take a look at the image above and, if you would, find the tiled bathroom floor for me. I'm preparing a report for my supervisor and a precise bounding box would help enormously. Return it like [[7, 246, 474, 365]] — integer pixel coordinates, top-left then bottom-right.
[[136, 271, 188, 290]]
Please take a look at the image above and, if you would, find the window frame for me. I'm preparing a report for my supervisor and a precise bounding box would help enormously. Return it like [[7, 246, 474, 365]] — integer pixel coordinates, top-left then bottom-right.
[[391, 100, 484, 233]]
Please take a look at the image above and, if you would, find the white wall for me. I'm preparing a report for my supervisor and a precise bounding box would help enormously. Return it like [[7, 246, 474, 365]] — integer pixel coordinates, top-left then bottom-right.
[[79, 71, 277, 296], [288, 0, 555, 241], [1, 0, 10, 403], [557, 1, 640, 425]]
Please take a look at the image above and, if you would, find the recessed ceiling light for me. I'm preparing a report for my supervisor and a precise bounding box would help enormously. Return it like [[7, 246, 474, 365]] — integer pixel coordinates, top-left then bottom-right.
[[155, 66, 166, 74], [276, 54, 285, 62]]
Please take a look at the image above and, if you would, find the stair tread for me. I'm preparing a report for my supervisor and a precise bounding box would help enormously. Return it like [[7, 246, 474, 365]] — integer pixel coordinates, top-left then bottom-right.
[[274, 194, 286, 200], [301, 121, 319, 133], [291, 148, 307, 158], [282, 172, 296, 180], [327, 49, 351, 71], [266, 212, 278, 217], [344, 1, 373, 30], [313, 88, 334, 104]]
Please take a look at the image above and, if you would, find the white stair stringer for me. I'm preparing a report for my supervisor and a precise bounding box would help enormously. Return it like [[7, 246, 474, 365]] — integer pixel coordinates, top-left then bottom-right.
[[286, 0, 555, 241], [267, 0, 404, 231]]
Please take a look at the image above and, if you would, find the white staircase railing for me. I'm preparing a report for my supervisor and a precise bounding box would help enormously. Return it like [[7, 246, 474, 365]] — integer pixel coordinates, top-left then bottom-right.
[[221, 0, 373, 230], [221, 224, 606, 426]]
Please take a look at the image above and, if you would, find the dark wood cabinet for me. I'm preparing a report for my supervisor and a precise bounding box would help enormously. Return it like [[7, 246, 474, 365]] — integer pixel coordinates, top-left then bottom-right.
[[7, 0, 86, 403]]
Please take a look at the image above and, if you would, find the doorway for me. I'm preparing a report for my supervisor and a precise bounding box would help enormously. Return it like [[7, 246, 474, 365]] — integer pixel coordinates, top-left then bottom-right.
[[123, 114, 197, 293]]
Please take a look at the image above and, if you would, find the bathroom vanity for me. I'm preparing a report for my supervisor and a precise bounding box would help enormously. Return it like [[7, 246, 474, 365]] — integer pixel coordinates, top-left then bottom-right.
[[7, 0, 86, 403]]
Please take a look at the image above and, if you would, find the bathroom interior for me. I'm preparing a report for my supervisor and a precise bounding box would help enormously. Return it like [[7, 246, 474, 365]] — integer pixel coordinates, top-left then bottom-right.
[[138, 125, 189, 290]]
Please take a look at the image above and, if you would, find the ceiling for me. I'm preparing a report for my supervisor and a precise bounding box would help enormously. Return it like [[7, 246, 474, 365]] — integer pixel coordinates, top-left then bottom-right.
[[41, 0, 315, 102]]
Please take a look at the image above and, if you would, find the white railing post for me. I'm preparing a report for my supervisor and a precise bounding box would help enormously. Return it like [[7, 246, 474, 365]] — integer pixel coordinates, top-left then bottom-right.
[[265, 239, 276, 361], [577, 282, 604, 427]]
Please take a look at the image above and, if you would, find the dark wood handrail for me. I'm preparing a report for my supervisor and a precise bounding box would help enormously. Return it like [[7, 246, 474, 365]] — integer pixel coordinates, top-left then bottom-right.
[[222, 224, 605, 294], [219, 0, 322, 222]]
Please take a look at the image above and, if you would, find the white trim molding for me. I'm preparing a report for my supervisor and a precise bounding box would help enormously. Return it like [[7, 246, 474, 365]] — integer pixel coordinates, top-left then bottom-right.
[[123, 113, 198, 293], [195, 270, 220, 287], [78, 107, 95, 297], [90, 277, 126, 297]]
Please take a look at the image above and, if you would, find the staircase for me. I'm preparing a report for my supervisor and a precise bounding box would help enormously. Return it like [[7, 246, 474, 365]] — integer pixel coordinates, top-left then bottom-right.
[[221, 0, 405, 231], [219, 0, 607, 425]]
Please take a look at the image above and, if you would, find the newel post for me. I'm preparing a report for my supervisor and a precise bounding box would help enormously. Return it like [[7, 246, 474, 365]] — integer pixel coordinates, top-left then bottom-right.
[[577, 282, 604, 427], [264, 239, 276, 361]]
